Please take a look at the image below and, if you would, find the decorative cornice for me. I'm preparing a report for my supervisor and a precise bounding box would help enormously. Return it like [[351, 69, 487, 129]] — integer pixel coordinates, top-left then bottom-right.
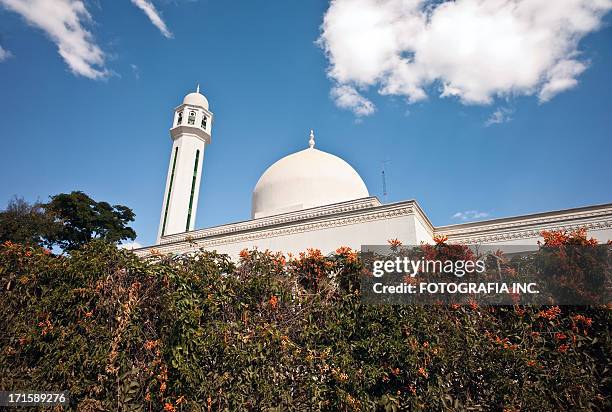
[[438, 204, 612, 235], [438, 204, 612, 244], [139, 200, 416, 256], [447, 219, 612, 244], [135, 199, 612, 256], [158, 197, 383, 245]]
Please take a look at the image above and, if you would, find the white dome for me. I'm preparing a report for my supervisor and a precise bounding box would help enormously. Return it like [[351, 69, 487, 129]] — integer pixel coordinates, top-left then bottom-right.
[[252, 146, 369, 219], [183, 92, 209, 109]]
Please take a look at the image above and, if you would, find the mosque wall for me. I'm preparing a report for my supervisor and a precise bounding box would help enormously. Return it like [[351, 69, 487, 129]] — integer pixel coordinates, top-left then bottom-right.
[[136, 199, 612, 260], [141, 199, 424, 258]]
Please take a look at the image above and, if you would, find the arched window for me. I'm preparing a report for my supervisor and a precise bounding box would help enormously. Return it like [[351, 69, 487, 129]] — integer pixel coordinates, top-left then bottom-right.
[[177, 111, 183, 125], [201, 115, 207, 129], [188, 111, 196, 125]]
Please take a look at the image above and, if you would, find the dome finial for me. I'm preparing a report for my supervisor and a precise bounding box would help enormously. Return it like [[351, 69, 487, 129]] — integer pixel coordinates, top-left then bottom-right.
[[309, 129, 315, 149], [196, 83, 200, 94]]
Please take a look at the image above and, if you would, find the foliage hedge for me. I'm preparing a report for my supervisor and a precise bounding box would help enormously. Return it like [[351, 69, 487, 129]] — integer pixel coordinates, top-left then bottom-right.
[[0, 235, 610, 411]]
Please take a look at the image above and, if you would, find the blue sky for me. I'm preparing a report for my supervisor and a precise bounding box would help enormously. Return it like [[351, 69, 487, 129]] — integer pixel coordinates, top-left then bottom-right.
[[0, 0, 611, 247]]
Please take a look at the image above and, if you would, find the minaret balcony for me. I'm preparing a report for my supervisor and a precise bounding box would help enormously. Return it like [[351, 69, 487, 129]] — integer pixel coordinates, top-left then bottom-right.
[[170, 124, 211, 144]]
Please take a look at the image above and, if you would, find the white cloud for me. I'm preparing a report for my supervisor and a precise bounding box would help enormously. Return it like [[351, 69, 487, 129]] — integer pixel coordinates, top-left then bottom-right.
[[485, 106, 513, 126], [119, 241, 142, 250], [452, 210, 490, 221], [319, 0, 612, 115], [131, 0, 173, 38], [0, 0, 108, 79], [0, 44, 12, 61], [331, 85, 376, 116], [538, 59, 587, 102]]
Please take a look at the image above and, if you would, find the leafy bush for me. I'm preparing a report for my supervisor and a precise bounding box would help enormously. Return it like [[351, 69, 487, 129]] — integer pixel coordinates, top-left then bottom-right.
[[0, 234, 610, 411]]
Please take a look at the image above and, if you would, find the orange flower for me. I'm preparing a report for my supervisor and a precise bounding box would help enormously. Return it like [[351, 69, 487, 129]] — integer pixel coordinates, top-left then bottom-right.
[[239, 248, 249, 260], [144, 340, 158, 350], [84, 311, 93, 318], [554, 332, 567, 341], [571, 314, 592, 327], [540, 228, 598, 246], [269, 295, 278, 309], [164, 402, 175, 412], [272, 253, 286, 268], [433, 235, 448, 245], [418, 367, 428, 378], [306, 248, 323, 259], [335, 246, 358, 263], [387, 238, 402, 249], [540, 230, 568, 246], [537, 306, 561, 320], [558, 344, 570, 353], [494, 336, 517, 350], [144, 392, 151, 401], [527, 360, 537, 367]]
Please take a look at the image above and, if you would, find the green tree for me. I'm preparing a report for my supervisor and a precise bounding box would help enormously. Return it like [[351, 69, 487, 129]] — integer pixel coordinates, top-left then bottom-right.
[[0, 196, 57, 246], [43, 191, 136, 250]]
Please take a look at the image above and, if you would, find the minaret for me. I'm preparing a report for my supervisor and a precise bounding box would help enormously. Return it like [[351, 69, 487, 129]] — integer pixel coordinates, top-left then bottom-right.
[[157, 85, 213, 243]]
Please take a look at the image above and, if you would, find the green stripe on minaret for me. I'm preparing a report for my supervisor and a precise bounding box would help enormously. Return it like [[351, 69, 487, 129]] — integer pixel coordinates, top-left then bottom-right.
[[161, 147, 178, 237], [186, 149, 200, 230]]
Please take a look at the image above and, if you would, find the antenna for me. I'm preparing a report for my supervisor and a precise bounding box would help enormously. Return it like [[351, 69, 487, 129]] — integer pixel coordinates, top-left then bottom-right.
[[381, 161, 389, 203]]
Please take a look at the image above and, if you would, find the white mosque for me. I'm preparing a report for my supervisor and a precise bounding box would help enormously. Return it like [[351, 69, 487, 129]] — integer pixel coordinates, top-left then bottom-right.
[[135, 88, 612, 257]]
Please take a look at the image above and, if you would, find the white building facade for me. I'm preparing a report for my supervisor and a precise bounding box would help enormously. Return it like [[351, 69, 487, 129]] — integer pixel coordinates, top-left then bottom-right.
[[137, 89, 612, 258]]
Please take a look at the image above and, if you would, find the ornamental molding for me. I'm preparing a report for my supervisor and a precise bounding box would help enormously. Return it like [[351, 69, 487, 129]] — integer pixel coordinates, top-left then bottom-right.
[[145, 202, 416, 255], [136, 200, 612, 257], [158, 197, 384, 245], [437, 205, 612, 238], [447, 218, 612, 244]]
